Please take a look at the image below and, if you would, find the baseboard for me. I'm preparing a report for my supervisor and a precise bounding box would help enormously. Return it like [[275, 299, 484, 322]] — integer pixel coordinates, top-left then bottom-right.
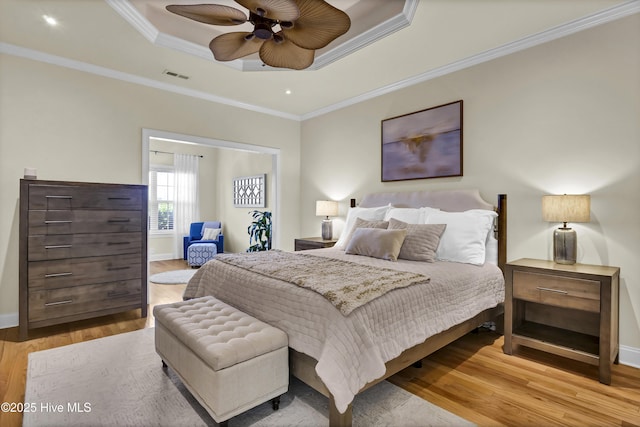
[[0, 312, 18, 329], [149, 252, 175, 262], [620, 345, 640, 369]]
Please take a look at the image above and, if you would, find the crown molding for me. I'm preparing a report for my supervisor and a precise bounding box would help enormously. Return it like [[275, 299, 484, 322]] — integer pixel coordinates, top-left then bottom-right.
[[2, 2, 637, 121], [106, 0, 418, 71], [0, 42, 299, 120], [301, 0, 640, 120]]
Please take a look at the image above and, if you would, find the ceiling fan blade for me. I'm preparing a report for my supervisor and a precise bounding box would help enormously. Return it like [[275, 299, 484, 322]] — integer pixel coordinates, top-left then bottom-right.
[[282, 0, 350, 50], [259, 35, 315, 70], [209, 32, 264, 61], [166, 4, 247, 26], [235, 0, 299, 22]]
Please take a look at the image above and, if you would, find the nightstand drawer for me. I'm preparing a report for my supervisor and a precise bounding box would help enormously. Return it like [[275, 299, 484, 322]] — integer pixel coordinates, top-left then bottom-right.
[[513, 270, 600, 312]]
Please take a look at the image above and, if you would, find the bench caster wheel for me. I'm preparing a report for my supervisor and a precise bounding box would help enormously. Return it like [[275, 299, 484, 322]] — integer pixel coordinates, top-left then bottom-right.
[[272, 396, 280, 411]]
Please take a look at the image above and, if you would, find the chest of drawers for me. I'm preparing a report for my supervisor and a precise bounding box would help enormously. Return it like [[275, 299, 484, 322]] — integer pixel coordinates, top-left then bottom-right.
[[19, 179, 148, 340]]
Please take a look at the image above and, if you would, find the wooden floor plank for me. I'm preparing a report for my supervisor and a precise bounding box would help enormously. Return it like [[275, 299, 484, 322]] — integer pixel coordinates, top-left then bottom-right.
[[1, 259, 639, 427]]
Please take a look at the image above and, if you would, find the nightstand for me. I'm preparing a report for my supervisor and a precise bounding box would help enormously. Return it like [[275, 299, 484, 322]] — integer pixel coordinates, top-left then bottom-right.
[[294, 237, 338, 251], [504, 258, 620, 384]]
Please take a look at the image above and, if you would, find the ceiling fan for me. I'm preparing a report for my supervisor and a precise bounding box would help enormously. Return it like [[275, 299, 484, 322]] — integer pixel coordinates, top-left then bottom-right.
[[166, 0, 351, 70]]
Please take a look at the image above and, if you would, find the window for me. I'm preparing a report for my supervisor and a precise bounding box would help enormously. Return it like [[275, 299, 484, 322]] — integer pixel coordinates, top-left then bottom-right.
[[149, 167, 175, 233]]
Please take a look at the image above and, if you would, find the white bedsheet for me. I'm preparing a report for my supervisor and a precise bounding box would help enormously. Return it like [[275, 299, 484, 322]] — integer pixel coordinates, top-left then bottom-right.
[[184, 248, 504, 414]]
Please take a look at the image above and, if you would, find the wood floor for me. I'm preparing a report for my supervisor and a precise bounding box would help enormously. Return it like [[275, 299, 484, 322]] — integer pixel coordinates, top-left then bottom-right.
[[1, 259, 639, 427]]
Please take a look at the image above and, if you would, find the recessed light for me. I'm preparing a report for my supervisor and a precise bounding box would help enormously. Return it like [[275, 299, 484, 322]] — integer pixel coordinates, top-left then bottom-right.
[[285, 89, 292, 95], [42, 15, 58, 26]]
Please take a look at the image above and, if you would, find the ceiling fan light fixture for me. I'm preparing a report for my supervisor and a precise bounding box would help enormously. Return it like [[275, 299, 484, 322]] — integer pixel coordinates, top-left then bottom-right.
[[253, 23, 273, 40], [167, 0, 350, 70]]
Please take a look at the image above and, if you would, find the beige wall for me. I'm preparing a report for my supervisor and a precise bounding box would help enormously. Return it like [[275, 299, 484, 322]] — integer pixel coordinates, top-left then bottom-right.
[[0, 54, 300, 323], [301, 15, 640, 352]]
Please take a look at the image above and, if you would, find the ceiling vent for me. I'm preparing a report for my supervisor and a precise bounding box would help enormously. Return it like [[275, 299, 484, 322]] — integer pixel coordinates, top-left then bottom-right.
[[162, 69, 189, 80]]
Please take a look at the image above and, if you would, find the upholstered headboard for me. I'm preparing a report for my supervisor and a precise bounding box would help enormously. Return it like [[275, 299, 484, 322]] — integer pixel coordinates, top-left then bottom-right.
[[359, 188, 494, 211], [358, 189, 507, 271]]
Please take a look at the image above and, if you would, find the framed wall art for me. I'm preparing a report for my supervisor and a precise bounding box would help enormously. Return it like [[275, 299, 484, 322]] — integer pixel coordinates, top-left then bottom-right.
[[381, 100, 463, 182], [233, 174, 266, 208]]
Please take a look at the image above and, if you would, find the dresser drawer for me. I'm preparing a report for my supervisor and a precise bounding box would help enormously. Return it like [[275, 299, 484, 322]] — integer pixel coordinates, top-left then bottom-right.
[[28, 279, 142, 323], [513, 270, 600, 312], [28, 232, 142, 261], [28, 210, 143, 235], [28, 254, 142, 290], [28, 185, 143, 210]]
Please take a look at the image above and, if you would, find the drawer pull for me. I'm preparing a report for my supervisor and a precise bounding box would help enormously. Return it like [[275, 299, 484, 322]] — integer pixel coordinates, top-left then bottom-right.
[[44, 220, 72, 224], [44, 272, 73, 278], [536, 287, 569, 295], [108, 218, 131, 223], [107, 266, 130, 271], [45, 245, 72, 249], [44, 299, 73, 307], [107, 291, 130, 298], [45, 195, 72, 199], [107, 242, 130, 246], [108, 197, 131, 200]]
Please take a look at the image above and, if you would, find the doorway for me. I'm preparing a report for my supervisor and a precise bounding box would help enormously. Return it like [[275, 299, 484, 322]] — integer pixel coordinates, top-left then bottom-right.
[[142, 129, 280, 259]]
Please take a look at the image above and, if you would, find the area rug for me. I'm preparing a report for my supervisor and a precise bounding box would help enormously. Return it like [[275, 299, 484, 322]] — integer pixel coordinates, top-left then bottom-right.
[[24, 328, 474, 427], [149, 269, 197, 284]]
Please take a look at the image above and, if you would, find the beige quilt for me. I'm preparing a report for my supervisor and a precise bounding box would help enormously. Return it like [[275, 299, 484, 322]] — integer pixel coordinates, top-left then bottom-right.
[[214, 250, 429, 315]]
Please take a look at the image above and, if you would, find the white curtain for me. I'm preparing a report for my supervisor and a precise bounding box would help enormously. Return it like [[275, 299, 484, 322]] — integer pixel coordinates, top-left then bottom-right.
[[173, 154, 200, 259]]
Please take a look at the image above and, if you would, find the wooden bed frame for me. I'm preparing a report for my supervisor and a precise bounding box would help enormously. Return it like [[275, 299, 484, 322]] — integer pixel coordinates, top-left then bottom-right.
[[290, 190, 507, 426]]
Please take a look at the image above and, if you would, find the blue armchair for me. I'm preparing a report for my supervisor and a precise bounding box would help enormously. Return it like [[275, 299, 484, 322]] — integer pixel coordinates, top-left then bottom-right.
[[183, 221, 224, 260]]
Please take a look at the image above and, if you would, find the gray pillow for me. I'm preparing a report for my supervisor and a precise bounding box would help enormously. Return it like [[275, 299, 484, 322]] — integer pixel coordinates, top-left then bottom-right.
[[345, 228, 407, 261], [342, 217, 389, 249], [388, 218, 446, 262]]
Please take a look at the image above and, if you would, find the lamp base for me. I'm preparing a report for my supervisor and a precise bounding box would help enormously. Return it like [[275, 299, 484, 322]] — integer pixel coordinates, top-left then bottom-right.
[[553, 227, 577, 265], [321, 219, 333, 240]]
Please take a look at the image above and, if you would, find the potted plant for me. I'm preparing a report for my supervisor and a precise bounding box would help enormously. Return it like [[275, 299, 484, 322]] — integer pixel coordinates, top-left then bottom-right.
[[247, 210, 272, 252]]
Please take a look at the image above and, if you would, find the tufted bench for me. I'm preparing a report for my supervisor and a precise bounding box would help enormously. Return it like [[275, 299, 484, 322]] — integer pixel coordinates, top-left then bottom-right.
[[154, 296, 289, 426], [187, 242, 218, 267]]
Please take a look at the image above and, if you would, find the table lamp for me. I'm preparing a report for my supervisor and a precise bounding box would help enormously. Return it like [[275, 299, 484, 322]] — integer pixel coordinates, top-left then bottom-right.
[[542, 194, 590, 264], [316, 200, 338, 240]]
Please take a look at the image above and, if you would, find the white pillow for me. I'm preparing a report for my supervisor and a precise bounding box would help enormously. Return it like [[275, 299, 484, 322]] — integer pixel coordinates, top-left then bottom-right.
[[485, 235, 498, 265], [335, 204, 390, 249], [202, 227, 221, 240], [384, 208, 422, 224], [425, 209, 497, 265], [384, 207, 441, 224]]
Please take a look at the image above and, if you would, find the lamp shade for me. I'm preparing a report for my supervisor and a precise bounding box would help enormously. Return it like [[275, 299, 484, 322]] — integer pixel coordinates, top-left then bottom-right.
[[316, 200, 338, 217], [542, 195, 590, 223]]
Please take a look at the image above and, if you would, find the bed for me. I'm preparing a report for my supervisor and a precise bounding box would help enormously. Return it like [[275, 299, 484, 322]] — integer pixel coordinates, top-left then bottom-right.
[[184, 188, 507, 426]]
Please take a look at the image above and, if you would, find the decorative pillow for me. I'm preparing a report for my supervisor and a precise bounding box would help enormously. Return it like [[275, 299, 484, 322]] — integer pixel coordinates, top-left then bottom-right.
[[341, 217, 388, 248], [425, 209, 497, 265], [202, 227, 221, 240], [345, 228, 408, 261], [388, 218, 446, 262], [384, 207, 441, 224], [334, 204, 390, 249]]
